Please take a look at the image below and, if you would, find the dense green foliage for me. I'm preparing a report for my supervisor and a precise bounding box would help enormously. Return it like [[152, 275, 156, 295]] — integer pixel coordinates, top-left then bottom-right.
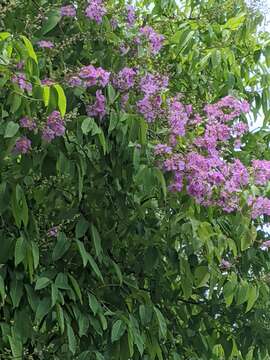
[[1, 0, 270, 359]]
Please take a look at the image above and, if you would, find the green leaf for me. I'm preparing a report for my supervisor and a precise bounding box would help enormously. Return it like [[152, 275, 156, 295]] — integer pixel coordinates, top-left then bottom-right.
[[68, 274, 83, 304], [56, 304, 65, 334], [35, 277, 51, 290], [8, 335, 22, 360], [52, 232, 70, 261], [194, 266, 210, 288], [88, 293, 100, 315], [4, 121, 19, 138], [10, 278, 23, 308], [14, 237, 26, 266], [75, 217, 89, 238], [81, 117, 101, 135], [67, 323, 77, 355], [32, 242, 39, 269], [111, 319, 126, 343], [90, 223, 102, 257], [54, 84, 66, 117], [76, 240, 88, 267], [154, 307, 167, 338], [246, 286, 258, 313], [20, 35, 38, 63], [223, 13, 245, 30], [43, 85, 50, 106], [41, 9, 61, 34], [87, 254, 104, 282]]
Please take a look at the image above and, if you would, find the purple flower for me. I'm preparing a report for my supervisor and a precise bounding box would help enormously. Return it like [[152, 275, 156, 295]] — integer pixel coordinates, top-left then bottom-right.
[[47, 226, 59, 237], [12, 73, 32, 92], [79, 65, 110, 87], [42, 111, 65, 142], [60, 4, 76, 17], [252, 160, 270, 186], [113, 67, 136, 91], [120, 93, 129, 110], [126, 5, 136, 26], [140, 26, 165, 54], [250, 197, 270, 219], [68, 76, 82, 87], [37, 40, 54, 49], [220, 259, 231, 269], [154, 144, 172, 156], [16, 61, 24, 70], [87, 90, 106, 119], [13, 136, 31, 154], [137, 94, 162, 122], [41, 78, 55, 86], [260, 240, 270, 250], [85, 0, 106, 24], [19, 117, 37, 131], [140, 73, 168, 95], [110, 18, 118, 30]]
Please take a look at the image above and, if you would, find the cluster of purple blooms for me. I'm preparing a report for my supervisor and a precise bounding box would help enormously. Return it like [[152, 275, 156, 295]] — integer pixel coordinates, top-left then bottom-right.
[[85, 0, 106, 23], [69, 64, 110, 88], [14, 137, 32, 154], [37, 40, 54, 49], [12, 73, 32, 92], [60, 4, 76, 17], [126, 5, 136, 27], [154, 95, 270, 218], [113, 67, 136, 92], [137, 73, 168, 122], [42, 111, 65, 142], [87, 90, 106, 120], [20, 116, 37, 131], [140, 26, 165, 54]]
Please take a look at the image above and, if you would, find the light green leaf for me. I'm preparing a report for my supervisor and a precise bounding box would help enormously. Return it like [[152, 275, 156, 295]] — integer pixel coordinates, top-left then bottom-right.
[[20, 35, 38, 63], [54, 84, 66, 117], [67, 323, 77, 355], [90, 223, 102, 257], [35, 277, 51, 290], [111, 319, 126, 343], [4, 121, 19, 138]]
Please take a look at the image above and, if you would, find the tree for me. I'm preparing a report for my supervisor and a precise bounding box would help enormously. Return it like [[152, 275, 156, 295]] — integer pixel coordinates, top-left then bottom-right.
[[0, 0, 270, 359]]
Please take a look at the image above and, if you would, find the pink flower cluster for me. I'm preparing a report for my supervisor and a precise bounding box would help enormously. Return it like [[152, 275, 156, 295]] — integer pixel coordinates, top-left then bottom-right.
[[140, 26, 165, 54], [37, 40, 54, 49], [60, 4, 76, 17], [86, 90, 106, 119], [20, 116, 37, 131], [12, 73, 32, 92], [154, 96, 261, 214], [72, 65, 110, 88], [13, 136, 31, 154], [113, 67, 136, 92], [137, 73, 168, 122], [42, 111, 65, 142], [126, 5, 136, 27], [85, 0, 106, 24], [252, 160, 270, 186]]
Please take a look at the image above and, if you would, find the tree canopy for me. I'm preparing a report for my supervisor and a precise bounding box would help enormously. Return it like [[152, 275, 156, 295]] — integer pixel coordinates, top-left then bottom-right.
[[1, 0, 270, 359]]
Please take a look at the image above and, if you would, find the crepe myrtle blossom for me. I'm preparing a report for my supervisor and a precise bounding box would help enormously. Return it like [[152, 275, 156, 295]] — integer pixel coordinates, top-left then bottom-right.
[[60, 4, 76, 17], [140, 26, 165, 54], [13, 137, 31, 154], [86, 90, 106, 119], [42, 111, 65, 142], [19, 117, 37, 131], [37, 40, 54, 49], [113, 67, 137, 92], [12, 73, 32, 92], [47, 226, 59, 237], [220, 259, 231, 269], [260, 240, 270, 250], [126, 4, 136, 26], [78, 65, 110, 87], [85, 0, 106, 24]]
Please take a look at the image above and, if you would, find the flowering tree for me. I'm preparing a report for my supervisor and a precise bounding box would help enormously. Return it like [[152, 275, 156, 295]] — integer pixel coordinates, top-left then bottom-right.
[[1, 0, 270, 359]]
